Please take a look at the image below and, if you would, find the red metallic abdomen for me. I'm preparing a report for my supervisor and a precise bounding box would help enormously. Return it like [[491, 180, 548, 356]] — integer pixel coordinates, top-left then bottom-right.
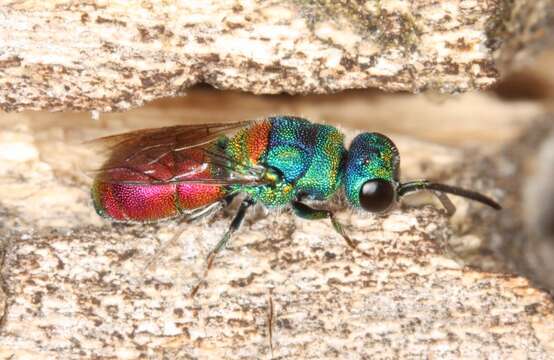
[[92, 148, 225, 222]]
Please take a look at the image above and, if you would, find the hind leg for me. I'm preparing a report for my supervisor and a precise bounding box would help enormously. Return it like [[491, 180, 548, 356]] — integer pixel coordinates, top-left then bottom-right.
[[191, 197, 255, 297], [143, 194, 238, 274]]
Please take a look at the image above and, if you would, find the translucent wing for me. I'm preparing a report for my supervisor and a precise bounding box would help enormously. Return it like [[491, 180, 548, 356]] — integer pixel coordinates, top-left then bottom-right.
[[85, 121, 271, 186]]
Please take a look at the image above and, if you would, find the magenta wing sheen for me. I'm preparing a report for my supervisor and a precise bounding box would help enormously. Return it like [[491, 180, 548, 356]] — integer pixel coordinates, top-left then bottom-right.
[[87, 122, 267, 222]]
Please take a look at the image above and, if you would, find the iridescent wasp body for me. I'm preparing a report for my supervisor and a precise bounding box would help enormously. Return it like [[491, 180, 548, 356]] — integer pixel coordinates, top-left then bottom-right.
[[90, 116, 500, 292]]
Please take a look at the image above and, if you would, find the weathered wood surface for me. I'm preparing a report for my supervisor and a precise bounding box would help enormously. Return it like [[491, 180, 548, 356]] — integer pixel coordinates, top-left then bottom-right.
[[1, 0, 553, 112], [1, 90, 553, 359], [491, 118, 554, 294]]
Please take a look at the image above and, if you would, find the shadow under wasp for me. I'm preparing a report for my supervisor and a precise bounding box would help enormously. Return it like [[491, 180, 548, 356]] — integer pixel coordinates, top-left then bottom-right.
[[87, 116, 501, 295]]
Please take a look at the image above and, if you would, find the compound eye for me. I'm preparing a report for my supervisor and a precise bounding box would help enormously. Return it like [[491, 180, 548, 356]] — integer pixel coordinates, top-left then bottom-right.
[[359, 179, 395, 212]]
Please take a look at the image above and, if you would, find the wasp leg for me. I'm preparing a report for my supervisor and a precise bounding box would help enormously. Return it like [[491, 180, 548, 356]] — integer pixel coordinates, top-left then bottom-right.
[[141, 202, 221, 274], [292, 200, 371, 258], [191, 197, 255, 297], [143, 194, 238, 274]]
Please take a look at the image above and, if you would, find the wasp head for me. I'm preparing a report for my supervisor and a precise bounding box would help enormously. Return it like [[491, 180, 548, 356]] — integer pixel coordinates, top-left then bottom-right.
[[343, 133, 400, 212]]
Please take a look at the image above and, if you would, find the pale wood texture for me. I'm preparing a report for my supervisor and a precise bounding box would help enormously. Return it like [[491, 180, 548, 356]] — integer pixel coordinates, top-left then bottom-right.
[[1, 88, 553, 359], [1, 0, 553, 112]]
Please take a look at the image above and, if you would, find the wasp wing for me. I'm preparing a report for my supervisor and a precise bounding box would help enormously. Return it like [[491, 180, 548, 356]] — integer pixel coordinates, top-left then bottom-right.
[[85, 121, 271, 186]]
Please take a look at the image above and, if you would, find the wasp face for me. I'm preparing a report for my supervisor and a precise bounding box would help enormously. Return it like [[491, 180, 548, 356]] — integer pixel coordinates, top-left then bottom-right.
[[343, 132, 400, 213]]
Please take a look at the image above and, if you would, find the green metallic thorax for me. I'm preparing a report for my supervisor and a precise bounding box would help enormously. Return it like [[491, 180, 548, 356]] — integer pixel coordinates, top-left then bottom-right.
[[225, 116, 346, 207]]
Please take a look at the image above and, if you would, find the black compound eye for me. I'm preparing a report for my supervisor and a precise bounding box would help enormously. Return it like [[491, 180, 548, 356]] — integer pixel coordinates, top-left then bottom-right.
[[359, 179, 396, 212]]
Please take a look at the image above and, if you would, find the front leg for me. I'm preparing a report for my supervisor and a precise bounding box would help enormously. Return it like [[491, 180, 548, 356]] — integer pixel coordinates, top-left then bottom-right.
[[291, 200, 370, 257]]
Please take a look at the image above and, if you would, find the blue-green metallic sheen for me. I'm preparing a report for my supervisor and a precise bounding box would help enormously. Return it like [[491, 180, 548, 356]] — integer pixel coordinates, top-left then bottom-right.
[[342, 132, 399, 208], [239, 116, 346, 207], [225, 116, 400, 209]]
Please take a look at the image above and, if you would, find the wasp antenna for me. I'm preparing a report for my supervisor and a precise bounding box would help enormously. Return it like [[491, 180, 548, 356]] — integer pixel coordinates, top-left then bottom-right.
[[398, 180, 502, 210], [432, 191, 457, 216]]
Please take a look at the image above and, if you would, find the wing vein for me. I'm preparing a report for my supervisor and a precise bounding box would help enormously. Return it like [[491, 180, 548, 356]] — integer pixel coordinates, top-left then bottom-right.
[[87, 121, 273, 187]]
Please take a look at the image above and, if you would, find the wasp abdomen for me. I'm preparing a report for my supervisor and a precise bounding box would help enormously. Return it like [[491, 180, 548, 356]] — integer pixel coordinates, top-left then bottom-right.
[[92, 148, 226, 222]]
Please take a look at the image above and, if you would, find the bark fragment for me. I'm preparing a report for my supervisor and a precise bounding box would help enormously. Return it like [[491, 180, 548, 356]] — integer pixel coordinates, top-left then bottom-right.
[[0, 0, 552, 112]]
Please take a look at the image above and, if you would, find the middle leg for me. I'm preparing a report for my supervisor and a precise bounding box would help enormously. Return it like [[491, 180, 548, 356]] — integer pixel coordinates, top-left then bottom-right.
[[292, 200, 371, 257]]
